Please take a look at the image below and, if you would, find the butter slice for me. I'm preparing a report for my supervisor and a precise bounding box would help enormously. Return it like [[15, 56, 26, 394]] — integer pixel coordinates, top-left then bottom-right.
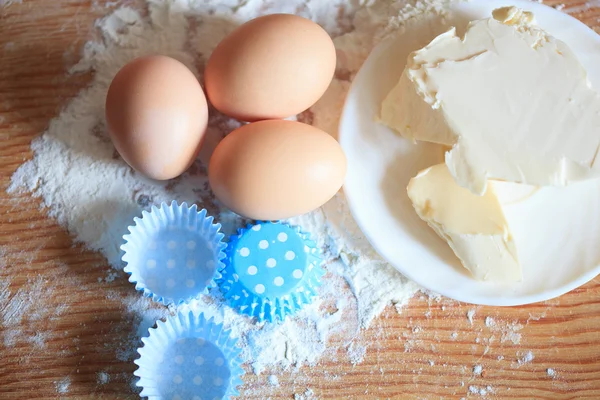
[[407, 163, 521, 282], [381, 7, 600, 195]]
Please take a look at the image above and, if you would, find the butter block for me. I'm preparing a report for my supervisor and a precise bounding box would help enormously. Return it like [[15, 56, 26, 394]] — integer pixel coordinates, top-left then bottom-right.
[[407, 163, 521, 282], [381, 6, 600, 195]]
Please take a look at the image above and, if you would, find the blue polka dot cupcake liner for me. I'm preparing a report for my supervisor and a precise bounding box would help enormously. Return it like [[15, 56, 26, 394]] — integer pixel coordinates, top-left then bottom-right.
[[122, 201, 226, 306], [217, 222, 325, 323], [134, 311, 243, 400]]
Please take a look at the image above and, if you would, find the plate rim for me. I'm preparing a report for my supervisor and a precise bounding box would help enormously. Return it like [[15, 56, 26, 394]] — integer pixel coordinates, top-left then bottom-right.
[[338, 0, 600, 306]]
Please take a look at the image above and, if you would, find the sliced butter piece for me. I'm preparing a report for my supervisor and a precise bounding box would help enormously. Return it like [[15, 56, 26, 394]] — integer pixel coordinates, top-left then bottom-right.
[[407, 163, 521, 282], [381, 6, 600, 195]]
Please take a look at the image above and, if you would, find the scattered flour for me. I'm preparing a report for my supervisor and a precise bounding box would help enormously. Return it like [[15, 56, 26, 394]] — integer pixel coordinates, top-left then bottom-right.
[[347, 341, 368, 365], [55, 377, 70, 394], [559, 0, 600, 13], [467, 309, 476, 325], [517, 350, 535, 366], [499, 326, 523, 345], [547, 368, 557, 377], [1, 273, 68, 348], [468, 385, 495, 397], [473, 364, 483, 376], [97, 371, 110, 385], [294, 388, 316, 400], [485, 317, 523, 345], [268, 375, 279, 386], [112, 292, 171, 362], [0, 0, 23, 7], [101, 270, 120, 283]]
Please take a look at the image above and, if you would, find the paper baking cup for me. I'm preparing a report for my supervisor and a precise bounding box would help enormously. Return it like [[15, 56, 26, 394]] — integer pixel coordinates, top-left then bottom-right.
[[122, 201, 226, 306], [134, 311, 243, 400], [218, 222, 324, 323]]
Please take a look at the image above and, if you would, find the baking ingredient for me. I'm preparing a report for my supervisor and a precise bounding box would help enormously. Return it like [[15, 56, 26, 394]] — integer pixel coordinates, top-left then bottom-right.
[[407, 163, 520, 282], [97, 371, 110, 385], [517, 350, 535, 366], [467, 309, 475, 325], [209, 120, 347, 220], [205, 14, 336, 122], [105, 55, 209, 180], [55, 377, 70, 394], [469, 385, 495, 396], [268, 375, 279, 386], [1, 274, 69, 349], [380, 6, 600, 195]]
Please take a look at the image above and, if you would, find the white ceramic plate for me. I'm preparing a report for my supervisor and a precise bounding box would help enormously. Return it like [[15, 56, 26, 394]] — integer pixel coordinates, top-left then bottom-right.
[[339, 0, 600, 306]]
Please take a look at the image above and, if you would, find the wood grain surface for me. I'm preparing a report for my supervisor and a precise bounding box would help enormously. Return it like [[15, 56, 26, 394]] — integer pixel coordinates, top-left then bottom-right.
[[1, 1, 600, 399]]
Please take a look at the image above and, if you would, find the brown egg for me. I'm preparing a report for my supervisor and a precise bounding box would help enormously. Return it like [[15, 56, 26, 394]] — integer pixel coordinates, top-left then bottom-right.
[[204, 14, 336, 122], [209, 120, 346, 220], [105, 55, 208, 180]]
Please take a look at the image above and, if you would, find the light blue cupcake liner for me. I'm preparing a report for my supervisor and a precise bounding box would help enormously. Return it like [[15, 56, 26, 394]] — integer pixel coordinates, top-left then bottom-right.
[[122, 201, 226, 306], [217, 222, 325, 323], [134, 311, 243, 400]]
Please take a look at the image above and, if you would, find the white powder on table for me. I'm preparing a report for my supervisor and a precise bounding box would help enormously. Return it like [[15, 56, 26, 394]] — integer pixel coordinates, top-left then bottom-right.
[[467, 309, 476, 325], [295, 388, 316, 400], [55, 377, 70, 394], [1, 273, 69, 349], [97, 371, 110, 385], [483, 315, 522, 345], [517, 350, 535, 366], [268, 375, 279, 386], [468, 385, 495, 397], [0, 0, 23, 7], [347, 341, 368, 365]]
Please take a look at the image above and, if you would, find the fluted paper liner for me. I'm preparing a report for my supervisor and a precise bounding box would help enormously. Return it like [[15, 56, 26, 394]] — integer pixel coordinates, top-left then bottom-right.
[[134, 311, 243, 399], [122, 201, 226, 306], [217, 222, 324, 323]]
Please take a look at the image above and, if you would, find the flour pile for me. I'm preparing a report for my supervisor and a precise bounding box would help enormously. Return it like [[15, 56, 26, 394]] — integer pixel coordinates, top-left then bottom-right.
[[7, 0, 458, 373]]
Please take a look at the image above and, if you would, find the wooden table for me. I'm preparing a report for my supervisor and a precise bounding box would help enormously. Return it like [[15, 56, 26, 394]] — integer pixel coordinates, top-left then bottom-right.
[[1, 1, 600, 399]]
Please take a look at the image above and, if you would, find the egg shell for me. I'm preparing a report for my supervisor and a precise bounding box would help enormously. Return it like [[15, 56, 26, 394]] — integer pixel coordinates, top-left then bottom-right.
[[209, 120, 346, 220], [105, 55, 209, 180], [204, 14, 336, 122]]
